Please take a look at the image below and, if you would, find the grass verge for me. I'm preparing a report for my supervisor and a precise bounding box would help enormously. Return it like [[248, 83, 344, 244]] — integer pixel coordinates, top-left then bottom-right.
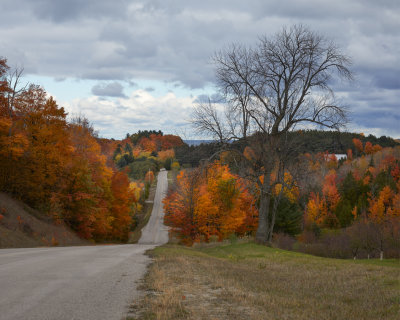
[[128, 242, 400, 320]]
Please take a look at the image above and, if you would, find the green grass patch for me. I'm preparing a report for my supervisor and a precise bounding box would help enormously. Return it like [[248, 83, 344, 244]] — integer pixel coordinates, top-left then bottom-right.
[[154, 241, 400, 268]]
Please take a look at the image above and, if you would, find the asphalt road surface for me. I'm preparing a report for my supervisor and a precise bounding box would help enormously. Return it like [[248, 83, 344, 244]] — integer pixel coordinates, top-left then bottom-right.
[[0, 170, 169, 320]]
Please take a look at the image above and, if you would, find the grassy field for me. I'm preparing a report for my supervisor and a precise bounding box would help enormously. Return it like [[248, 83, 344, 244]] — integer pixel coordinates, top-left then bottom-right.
[[129, 241, 400, 320]]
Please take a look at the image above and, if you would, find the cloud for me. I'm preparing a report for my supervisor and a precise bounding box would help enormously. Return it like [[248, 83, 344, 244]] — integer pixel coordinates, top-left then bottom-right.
[[0, 0, 399, 137], [63, 89, 196, 139], [2, 1, 399, 89], [91, 82, 126, 97]]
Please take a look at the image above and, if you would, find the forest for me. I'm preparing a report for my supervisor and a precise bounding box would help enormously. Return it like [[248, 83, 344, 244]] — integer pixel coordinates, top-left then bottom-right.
[[1, 53, 399, 259], [0, 58, 182, 243], [174, 130, 399, 168], [164, 139, 400, 259]]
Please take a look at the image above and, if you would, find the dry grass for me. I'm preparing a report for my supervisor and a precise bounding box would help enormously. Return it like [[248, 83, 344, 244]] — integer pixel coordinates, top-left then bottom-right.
[[129, 242, 400, 320]]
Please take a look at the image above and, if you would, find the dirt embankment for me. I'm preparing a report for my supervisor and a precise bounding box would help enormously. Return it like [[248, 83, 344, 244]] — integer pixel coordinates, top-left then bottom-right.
[[0, 192, 88, 248]]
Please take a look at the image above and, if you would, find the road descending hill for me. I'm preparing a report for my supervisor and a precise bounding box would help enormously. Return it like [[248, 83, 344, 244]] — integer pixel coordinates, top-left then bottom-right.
[[0, 170, 169, 320]]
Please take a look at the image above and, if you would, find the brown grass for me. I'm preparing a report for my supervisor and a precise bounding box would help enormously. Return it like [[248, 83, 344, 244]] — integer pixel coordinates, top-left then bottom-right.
[[128, 242, 400, 320]]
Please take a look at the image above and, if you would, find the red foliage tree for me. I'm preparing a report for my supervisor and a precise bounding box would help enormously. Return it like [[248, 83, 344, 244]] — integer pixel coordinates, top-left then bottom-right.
[[353, 138, 363, 154]]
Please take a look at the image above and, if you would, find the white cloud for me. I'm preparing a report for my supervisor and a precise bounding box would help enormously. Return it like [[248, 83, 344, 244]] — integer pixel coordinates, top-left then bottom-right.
[[62, 89, 196, 139]]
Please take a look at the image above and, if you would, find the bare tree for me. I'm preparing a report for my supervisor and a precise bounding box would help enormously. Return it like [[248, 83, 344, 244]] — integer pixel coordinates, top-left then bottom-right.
[[193, 25, 353, 244]]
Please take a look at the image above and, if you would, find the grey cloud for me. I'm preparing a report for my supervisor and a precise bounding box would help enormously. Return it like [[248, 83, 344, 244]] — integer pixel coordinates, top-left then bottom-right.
[[127, 80, 138, 87], [1, 0, 400, 137], [144, 87, 155, 92], [29, 0, 130, 22], [373, 70, 400, 90], [194, 93, 224, 104], [92, 82, 126, 97]]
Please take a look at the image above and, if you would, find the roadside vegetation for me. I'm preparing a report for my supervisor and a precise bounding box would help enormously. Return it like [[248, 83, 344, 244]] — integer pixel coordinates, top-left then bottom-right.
[[128, 175, 158, 244], [0, 57, 183, 246], [129, 242, 399, 320]]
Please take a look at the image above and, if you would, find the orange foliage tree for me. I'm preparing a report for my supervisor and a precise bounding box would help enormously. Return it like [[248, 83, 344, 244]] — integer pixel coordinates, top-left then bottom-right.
[[163, 169, 200, 244], [164, 162, 258, 244], [157, 149, 175, 161], [305, 192, 327, 226], [305, 170, 341, 228], [110, 171, 135, 241], [0, 59, 137, 241], [364, 141, 373, 155], [353, 138, 363, 155]]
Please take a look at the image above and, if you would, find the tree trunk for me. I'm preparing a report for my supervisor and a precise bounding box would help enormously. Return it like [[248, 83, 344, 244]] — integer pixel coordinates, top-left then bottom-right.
[[380, 250, 383, 260], [255, 174, 271, 244], [268, 187, 283, 244], [256, 195, 268, 243]]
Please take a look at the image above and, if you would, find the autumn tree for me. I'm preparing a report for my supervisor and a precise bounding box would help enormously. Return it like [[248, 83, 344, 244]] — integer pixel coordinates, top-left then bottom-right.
[[367, 185, 400, 259], [195, 162, 257, 240], [364, 141, 373, 155], [164, 169, 201, 244], [193, 25, 352, 243], [0, 58, 139, 242], [164, 162, 258, 244], [353, 138, 363, 155], [110, 171, 134, 241], [0, 59, 29, 189]]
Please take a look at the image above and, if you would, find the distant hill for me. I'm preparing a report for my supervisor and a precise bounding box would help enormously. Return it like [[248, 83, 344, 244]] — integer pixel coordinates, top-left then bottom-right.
[[184, 140, 215, 146], [176, 131, 399, 168], [0, 193, 88, 248], [286, 130, 400, 154]]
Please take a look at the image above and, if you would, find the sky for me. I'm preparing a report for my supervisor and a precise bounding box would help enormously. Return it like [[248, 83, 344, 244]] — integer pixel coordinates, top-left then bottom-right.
[[0, 0, 399, 140]]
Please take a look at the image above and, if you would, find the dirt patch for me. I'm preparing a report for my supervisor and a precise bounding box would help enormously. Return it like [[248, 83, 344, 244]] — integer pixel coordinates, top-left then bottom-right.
[[0, 192, 88, 248]]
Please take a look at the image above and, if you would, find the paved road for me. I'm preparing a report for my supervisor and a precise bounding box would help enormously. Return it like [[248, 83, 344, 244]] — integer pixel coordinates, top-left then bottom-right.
[[138, 169, 169, 245], [0, 170, 169, 320]]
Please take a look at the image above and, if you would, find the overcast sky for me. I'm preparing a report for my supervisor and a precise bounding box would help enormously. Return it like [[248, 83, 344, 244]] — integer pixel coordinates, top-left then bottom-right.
[[1, 0, 399, 139]]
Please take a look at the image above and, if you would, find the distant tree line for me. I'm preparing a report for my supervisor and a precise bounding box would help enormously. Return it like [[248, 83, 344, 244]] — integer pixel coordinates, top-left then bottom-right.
[[286, 130, 399, 154], [174, 130, 399, 168]]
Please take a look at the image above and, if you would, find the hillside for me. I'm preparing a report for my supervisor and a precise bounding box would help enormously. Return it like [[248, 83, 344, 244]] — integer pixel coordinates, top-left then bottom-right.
[[0, 193, 88, 248]]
